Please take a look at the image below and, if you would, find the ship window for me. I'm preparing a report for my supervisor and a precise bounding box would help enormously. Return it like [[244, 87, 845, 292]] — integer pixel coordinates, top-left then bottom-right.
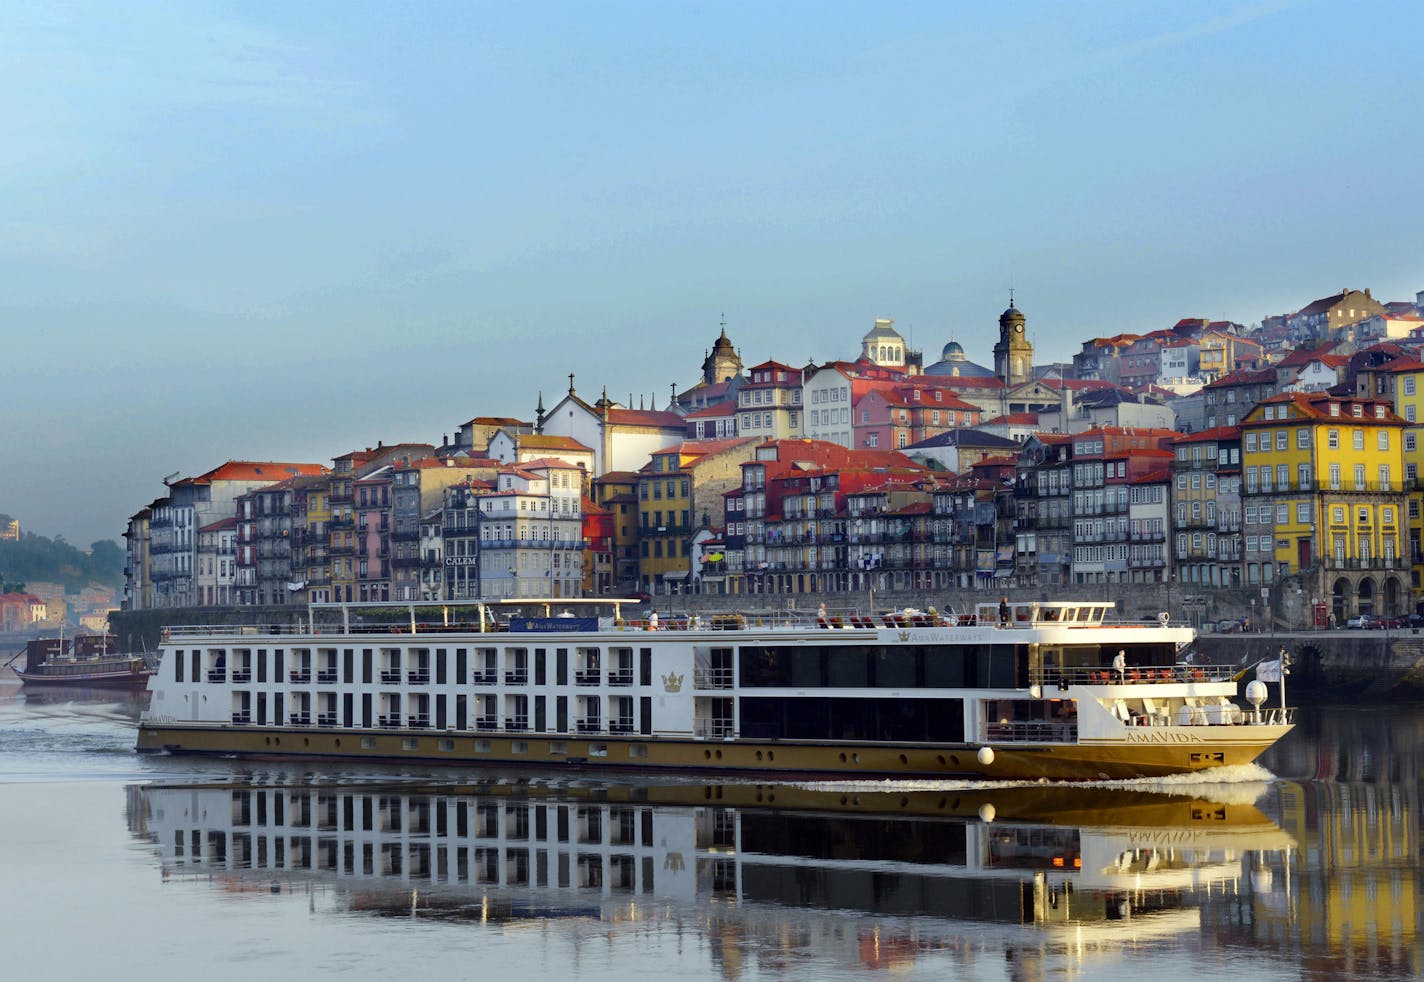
[[827, 648, 868, 687], [438, 739, 454, 752], [923, 648, 969, 687], [873, 649, 918, 687], [628, 744, 648, 758], [361, 737, 376, 750], [175, 651, 185, 683], [739, 696, 964, 742]]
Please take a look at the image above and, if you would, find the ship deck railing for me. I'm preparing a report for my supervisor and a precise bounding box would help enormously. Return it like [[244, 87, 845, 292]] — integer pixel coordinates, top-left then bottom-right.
[[1122, 705, 1295, 727], [1031, 664, 1236, 687], [984, 721, 1079, 743], [693, 668, 734, 689], [694, 718, 735, 739], [161, 597, 1177, 640]]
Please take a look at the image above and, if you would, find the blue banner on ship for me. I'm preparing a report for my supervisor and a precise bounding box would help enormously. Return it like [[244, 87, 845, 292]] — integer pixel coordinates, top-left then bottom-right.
[[509, 617, 599, 633]]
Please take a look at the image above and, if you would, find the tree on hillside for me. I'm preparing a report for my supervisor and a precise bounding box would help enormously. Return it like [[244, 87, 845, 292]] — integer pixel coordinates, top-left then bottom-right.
[[0, 531, 124, 592]]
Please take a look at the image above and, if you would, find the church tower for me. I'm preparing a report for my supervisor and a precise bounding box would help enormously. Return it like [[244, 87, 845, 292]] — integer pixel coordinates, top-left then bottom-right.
[[993, 295, 1033, 386], [701, 321, 743, 384]]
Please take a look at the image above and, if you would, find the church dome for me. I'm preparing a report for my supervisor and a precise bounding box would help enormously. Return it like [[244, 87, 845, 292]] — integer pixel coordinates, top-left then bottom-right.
[[941, 340, 966, 360]]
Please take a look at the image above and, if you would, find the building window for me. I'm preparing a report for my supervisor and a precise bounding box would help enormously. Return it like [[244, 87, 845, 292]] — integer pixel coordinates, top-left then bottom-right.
[[1328, 429, 1339, 449]]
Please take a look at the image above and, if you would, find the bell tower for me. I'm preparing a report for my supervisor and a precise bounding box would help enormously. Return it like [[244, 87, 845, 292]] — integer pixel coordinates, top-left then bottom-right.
[[993, 293, 1033, 386]]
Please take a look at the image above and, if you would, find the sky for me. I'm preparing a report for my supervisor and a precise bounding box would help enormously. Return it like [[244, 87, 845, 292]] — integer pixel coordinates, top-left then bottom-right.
[[2, 0, 1422, 547]]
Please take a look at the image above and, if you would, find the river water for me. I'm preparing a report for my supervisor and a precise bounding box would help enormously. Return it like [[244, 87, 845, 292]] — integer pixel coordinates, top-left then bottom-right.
[[0, 680, 1418, 981]]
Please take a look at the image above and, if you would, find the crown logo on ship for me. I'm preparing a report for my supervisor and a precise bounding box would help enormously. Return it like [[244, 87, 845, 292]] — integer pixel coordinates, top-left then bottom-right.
[[897, 630, 911, 643], [662, 671, 683, 693]]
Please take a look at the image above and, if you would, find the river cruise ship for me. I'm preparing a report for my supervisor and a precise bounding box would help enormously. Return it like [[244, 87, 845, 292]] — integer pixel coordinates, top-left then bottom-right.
[[135, 598, 1294, 780]]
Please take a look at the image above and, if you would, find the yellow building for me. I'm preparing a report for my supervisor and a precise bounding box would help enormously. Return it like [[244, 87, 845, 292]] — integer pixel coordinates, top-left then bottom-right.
[[291, 475, 332, 605], [1373, 358, 1424, 598], [635, 439, 756, 595], [1242, 392, 1408, 621]]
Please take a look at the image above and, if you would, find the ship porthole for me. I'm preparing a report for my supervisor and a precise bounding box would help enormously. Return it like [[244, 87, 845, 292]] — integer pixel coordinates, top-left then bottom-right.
[[767, 792, 774, 803], [274, 738, 280, 746], [951, 755, 960, 766], [839, 752, 847, 763], [852, 753, 860, 764], [899, 754, 908, 765], [840, 796, 848, 806], [767, 751, 774, 761], [303, 738, 310, 747], [755, 750, 763, 761], [937, 755, 946, 766], [334, 739, 341, 748], [264, 737, 271, 746], [715, 750, 723, 760], [704, 750, 711, 760]]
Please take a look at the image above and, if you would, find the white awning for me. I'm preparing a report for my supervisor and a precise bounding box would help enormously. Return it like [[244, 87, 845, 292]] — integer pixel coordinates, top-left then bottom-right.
[[662, 571, 689, 581]]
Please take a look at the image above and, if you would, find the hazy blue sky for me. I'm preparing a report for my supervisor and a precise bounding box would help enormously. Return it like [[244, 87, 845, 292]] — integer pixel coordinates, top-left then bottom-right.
[[2, 0, 1421, 547]]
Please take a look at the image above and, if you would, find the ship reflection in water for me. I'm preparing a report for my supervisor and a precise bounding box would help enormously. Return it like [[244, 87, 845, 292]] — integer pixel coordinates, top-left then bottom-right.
[[128, 778, 1298, 972]]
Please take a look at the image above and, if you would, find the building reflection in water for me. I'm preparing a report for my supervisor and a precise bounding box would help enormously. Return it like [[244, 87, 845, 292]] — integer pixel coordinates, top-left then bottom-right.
[[128, 779, 1300, 977], [1220, 705, 1424, 980]]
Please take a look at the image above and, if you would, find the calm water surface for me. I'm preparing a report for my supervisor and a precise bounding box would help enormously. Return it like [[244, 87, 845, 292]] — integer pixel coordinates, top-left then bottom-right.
[[0, 680, 1419, 981]]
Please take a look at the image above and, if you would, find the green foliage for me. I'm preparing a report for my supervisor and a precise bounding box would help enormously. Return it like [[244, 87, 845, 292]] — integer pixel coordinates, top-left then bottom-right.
[[0, 531, 125, 593]]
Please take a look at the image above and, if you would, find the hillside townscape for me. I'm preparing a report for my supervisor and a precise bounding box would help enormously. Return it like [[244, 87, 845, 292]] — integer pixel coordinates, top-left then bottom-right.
[[108, 286, 1424, 631], [0, 514, 123, 634]]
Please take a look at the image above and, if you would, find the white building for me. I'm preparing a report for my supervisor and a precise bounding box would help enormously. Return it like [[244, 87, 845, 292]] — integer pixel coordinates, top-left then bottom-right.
[[538, 382, 686, 475], [802, 364, 857, 448], [478, 459, 586, 598]]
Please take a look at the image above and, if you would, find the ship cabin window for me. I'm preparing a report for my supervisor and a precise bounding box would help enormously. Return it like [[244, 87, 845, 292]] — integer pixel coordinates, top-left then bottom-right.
[[175, 651, 184, 683], [505, 648, 529, 685], [609, 647, 634, 686], [206, 649, 227, 684], [408, 648, 431, 684], [739, 644, 1024, 689], [289, 648, 311, 683], [379, 649, 401, 684], [740, 696, 965, 743], [575, 647, 601, 685], [474, 648, 497, 685]]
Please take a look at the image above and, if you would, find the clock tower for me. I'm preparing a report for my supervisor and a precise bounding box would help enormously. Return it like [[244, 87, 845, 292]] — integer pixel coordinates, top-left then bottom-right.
[[993, 295, 1033, 386]]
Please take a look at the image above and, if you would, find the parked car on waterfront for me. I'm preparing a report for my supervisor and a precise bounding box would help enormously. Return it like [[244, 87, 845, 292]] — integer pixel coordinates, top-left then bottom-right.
[[1346, 613, 1383, 630]]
